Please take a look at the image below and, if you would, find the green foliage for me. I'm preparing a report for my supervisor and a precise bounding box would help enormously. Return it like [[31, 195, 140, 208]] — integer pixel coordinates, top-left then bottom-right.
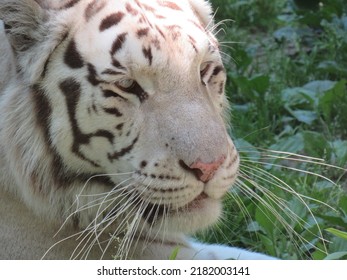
[[200, 0, 347, 259], [326, 228, 347, 240], [169, 246, 181, 260]]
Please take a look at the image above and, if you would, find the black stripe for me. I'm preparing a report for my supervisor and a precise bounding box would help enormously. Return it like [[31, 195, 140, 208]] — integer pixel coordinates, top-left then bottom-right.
[[87, 63, 100, 86], [59, 79, 97, 166], [61, 0, 80, 9], [94, 130, 115, 144], [115, 123, 124, 131], [142, 46, 153, 65], [85, 0, 107, 21], [42, 58, 50, 79], [59, 78, 117, 167], [31, 84, 79, 188], [188, 35, 198, 53], [31, 85, 114, 189], [103, 107, 123, 117], [100, 12, 125, 31], [101, 69, 124, 76], [108, 136, 139, 162], [155, 25, 166, 39], [32, 84, 53, 148], [158, 1, 182, 11], [112, 58, 126, 70], [62, 0, 81, 9], [137, 27, 150, 38], [41, 31, 69, 78], [126, 3, 139, 15], [64, 39, 84, 69], [110, 33, 128, 56], [103, 90, 126, 100]]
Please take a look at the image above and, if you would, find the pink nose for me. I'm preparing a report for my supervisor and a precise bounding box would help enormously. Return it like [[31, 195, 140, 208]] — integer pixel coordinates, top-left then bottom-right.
[[189, 156, 226, 183]]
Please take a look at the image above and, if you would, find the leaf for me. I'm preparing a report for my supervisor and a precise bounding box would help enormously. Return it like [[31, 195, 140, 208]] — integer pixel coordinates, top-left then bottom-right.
[[311, 249, 327, 260], [282, 80, 347, 128], [269, 133, 305, 154], [303, 80, 336, 95], [169, 246, 181, 260], [231, 47, 253, 74], [339, 195, 347, 214], [249, 75, 270, 96], [318, 80, 347, 122], [259, 234, 276, 256], [318, 61, 347, 76], [231, 74, 270, 100], [342, 15, 347, 30], [235, 138, 261, 161], [273, 26, 297, 41], [326, 228, 347, 241], [293, 0, 320, 10], [287, 198, 308, 227], [289, 109, 318, 125], [255, 203, 281, 237], [246, 221, 261, 232], [231, 76, 254, 98], [281, 87, 315, 108], [315, 214, 347, 227], [329, 236, 347, 253], [331, 140, 347, 165], [302, 131, 331, 158], [324, 251, 347, 260]]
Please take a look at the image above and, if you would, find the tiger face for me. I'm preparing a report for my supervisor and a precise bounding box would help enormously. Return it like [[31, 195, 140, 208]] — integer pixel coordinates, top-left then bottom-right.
[[0, 0, 240, 258]]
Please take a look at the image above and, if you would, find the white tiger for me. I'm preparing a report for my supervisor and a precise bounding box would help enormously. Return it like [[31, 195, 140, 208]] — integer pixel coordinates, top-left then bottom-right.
[[0, 0, 276, 260]]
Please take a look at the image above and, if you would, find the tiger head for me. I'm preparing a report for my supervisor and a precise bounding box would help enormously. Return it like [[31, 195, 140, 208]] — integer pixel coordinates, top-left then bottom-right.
[[0, 0, 239, 240]]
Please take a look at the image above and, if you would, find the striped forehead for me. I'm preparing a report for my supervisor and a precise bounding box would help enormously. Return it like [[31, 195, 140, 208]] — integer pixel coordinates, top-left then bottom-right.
[[73, 0, 209, 72]]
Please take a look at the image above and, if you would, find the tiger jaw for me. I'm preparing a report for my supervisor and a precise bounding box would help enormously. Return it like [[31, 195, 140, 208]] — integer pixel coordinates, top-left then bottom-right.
[[140, 191, 225, 235], [142, 192, 213, 225]]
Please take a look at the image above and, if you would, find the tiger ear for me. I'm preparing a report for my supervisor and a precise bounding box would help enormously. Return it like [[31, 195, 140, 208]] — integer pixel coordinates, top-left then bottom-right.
[[188, 0, 214, 28], [0, 0, 47, 53]]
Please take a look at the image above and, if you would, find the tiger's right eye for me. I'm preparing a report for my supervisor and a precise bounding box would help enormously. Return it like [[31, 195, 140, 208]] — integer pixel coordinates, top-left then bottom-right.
[[115, 79, 135, 91]]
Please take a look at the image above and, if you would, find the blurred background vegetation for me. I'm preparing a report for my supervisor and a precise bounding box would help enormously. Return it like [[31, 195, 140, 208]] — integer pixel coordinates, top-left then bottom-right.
[[198, 0, 347, 259]]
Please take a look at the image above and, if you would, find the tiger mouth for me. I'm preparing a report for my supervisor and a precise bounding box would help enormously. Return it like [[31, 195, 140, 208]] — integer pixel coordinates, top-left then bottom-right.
[[185, 192, 209, 210], [142, 192, 209, 223]]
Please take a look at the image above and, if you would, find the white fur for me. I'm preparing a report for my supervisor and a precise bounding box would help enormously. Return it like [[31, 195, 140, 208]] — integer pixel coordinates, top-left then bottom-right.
[[0, 1, 276, 260]]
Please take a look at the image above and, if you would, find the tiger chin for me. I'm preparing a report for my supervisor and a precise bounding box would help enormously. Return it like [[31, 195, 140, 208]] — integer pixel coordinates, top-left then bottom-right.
[[0, 0, 275, 260]]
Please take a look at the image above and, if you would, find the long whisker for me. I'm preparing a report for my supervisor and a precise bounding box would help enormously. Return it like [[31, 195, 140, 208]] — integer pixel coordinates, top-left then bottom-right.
[[48, 172, 137, 259], [68, 183, 136, 259], [98, 177, 155, 259], [235, 177, 327, 255], [240, 162, 337, 210], [53, 172, 134, 237], [238, 147, 344, 166], [237, 156, 334, 255]]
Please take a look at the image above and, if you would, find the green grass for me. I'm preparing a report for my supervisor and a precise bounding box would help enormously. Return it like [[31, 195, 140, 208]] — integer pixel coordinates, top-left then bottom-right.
[[199, 0, 347, 259]]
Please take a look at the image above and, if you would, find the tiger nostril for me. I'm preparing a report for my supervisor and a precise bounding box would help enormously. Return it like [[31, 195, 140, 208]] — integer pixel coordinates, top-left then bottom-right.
[[179, 160, 204, 181], [179, 156, 226, 183]]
